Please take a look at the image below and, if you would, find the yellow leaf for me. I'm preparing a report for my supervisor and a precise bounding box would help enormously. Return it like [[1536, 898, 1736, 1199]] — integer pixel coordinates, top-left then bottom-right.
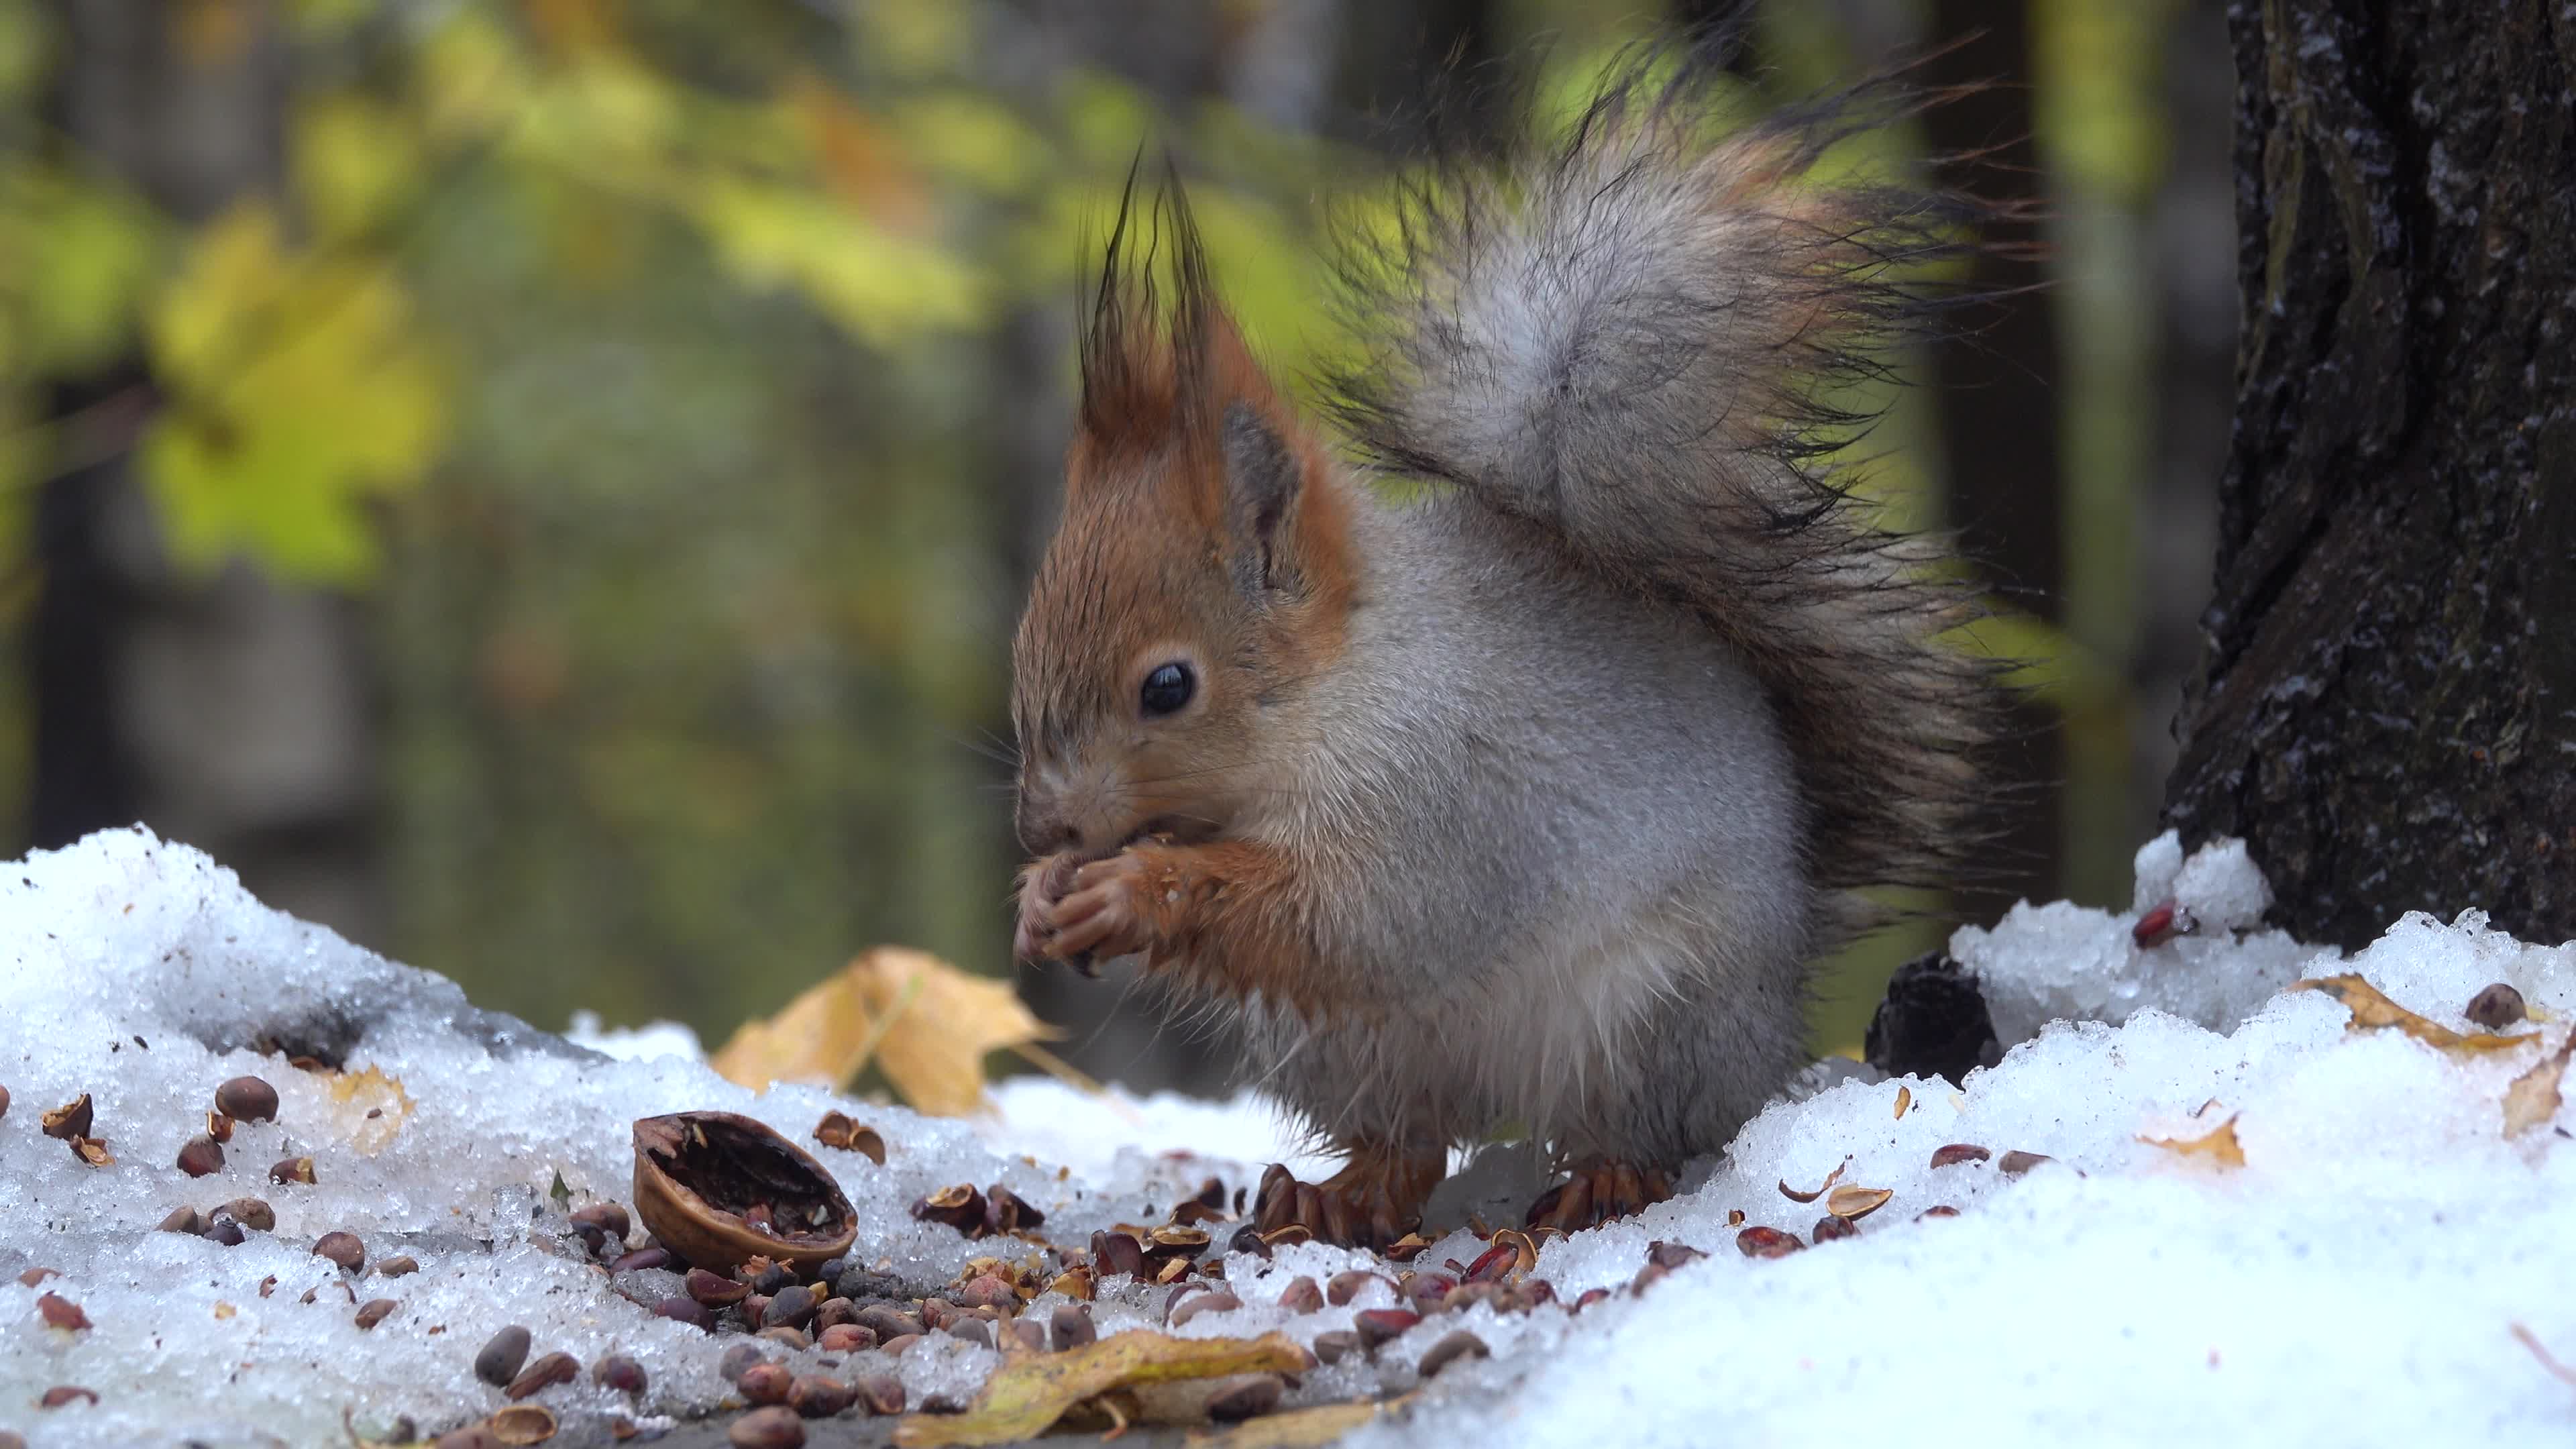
[[710, 947, 1059, 1116], [685, 177, 989, 348], [893, 1330, 1309, 1448], [294, 92, 421, 241], [2299, 975, 2542, 1054], [1191, 1397, 1415, 1447], [2142, 1114, 2247, 1168], [2503, 1036, 2575, 1138]]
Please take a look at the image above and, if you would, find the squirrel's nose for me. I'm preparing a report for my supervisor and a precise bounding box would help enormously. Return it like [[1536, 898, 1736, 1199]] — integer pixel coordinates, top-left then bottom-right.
[[1014, 797, 1082, 858]]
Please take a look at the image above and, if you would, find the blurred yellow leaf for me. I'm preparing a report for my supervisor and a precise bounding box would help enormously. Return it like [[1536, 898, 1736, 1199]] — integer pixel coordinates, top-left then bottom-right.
[[294, 92, 421, 241], [686, 178, 989, 347], [892, 1330, 1309, 1448], [788, 78, 932, 234], [141, 202, 448, 584], [1198, 1397, 1417, 1447], [0, 167, 162, 375], [710, 947, 1059, 1116]]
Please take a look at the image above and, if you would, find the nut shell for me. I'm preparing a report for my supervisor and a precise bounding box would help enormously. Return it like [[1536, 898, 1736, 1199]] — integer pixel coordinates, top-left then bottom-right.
[[631, 1112, 855, 1275]]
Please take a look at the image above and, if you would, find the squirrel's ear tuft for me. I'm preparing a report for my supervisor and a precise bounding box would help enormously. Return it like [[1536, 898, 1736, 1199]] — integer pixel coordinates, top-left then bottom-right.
[[1222, 400, 1303, 594]]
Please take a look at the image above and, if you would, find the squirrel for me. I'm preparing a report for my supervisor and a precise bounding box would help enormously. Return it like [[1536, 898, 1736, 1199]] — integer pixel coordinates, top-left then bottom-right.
[[1008, 37, 1999, 1248]]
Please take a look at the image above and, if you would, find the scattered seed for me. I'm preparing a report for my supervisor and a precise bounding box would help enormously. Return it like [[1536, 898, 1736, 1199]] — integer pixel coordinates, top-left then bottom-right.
[[1277, 1275, 1323, 1313], [1417, 1330, 1491, 1378], [569, 1202, 631, 1242], [1403, 1273, 1454, 1312], [1326, 1270, 1380, 1306], [475, 1326, 533, 1387], [40, 1385, 98, 1408], [1259, 1224, 1314, 1249], [817, 1323, 875, 1353], [812, 1112, 886, 1165], [748, 1263, 791, 1295], [158, 1205, 204, 1235], [853, 1372, 905, 1415], [2133, 902, 2181, 948], [69, 1135, 113, 1167], [1917, 1205, 1962, 1220], [174, 1133, 225, 1179], [609, 1247, 669, 1275], [1930, 1143, 1991, 1168], [434, 1428, 502, 1449], [355, 1299, 397, 1330], [1206, 1374, 1285, 1421], [854, 1304, 922, 1341], [1725, 1208, 1746, 1226], [0, 1084, 8, 1118], [2468, 982, 2529, 1031], [1998, 1150, 2052, 1176], [652, 1296, 712, 1330], [1381, 1232, 1431, 1263], [686, 1269, 750, 1307], [910, 1183, 987, 1236], [1169, 1290, 1240, 1328], [765, 1284, 817, 1330], [270, 1156, 317, 1185], [1050, 1303, 1096, 1352], [953, 1274, 1016, 1312], [313, 1232, 366, 1272], [946, 1318, 993, 1348], [1646, 1241, 1707, 1270], [375, 1255, 419, 1278], [1572, 1288, 1610, 1312], [1461, 1243, 1517, 1283], [1002, 1317, 1046, 1353], [759, 1327, 814, 1351], [919, 1395, 966, 1415], [1825, 1185, 1894, 1221], [41, 1093, 93, 1140], [594, 1354, 647, 1395], [1309, 1330, 1360, 1364], [1090, 1229, 1146, 1279], [788, 1375, 857, 1418], [983, 1183, 1044, 1234], [205, 1218, 248, 1247], [1812, 1215, 1859, 1243], [1152, 1257, 1191, 1285], [221, 1197, 276, 1232], [506, 1351, 578, 1401], [729, 1406, 806, 1448], [488, 1404, 557, 1446], [718, 1344, 769, 1383], [1894, 1084, 1913, 1118], [206, 1112, 234, 1144], [38, 1293, 89, 1330], [1735, 1226, 1805, 1258], [1353, 1307, 1420, 1349], [215, 1076, 280, 1123], [877, 1333, 920, 1356], [738, 1362, 794, 1405], [1148, 1224, 1212, 1253]]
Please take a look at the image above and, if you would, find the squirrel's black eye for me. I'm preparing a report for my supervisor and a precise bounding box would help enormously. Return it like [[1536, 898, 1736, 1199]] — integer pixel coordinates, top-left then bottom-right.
[[1140, 662, 1194, 717]]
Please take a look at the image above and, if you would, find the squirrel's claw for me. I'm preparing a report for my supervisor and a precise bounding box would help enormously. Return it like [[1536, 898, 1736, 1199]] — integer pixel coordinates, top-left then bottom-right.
[[1252, 1152, 1442, 1253], [1525, 1160, 1675, 1233]]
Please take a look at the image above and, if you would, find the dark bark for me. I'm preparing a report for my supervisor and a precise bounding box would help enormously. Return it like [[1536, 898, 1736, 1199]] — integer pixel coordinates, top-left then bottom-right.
[[2165, 1, 2576, 948], [1915, 2, 2068, 918]]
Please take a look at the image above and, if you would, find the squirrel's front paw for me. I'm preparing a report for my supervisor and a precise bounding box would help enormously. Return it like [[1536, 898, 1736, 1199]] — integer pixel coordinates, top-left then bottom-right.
[[1012, 854, 1081, 967], [1033, 850, 1163, 964]]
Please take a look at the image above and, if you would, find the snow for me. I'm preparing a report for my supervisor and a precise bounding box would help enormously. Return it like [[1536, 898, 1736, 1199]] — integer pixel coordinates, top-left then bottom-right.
[[5, 826, 2575, 1446]]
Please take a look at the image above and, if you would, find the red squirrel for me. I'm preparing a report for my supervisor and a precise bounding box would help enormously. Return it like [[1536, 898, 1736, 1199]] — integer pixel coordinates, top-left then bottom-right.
[[1008, 40, 1998, 1247]]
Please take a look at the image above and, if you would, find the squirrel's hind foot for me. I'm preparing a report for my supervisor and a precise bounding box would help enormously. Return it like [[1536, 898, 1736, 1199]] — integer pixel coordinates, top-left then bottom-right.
[[1525, 1160, 1676, 1233], [1253, 1146, 1443, 1252]]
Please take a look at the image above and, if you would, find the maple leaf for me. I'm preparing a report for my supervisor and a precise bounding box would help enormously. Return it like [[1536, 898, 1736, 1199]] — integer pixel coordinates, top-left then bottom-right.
[[710, 946, 1063, 1116]]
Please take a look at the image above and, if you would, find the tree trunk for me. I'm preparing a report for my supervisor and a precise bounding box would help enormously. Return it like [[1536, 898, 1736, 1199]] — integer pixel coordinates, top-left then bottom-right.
[[2164, 1, 2576, 949]]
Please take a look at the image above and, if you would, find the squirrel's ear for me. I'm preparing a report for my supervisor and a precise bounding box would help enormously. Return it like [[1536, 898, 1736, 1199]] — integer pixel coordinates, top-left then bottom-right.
[[1220, 400, 1305, 595]]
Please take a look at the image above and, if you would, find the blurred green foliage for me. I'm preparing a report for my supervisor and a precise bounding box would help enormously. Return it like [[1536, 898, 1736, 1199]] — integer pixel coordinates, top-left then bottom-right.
[[0, 0, 2184, 1068]]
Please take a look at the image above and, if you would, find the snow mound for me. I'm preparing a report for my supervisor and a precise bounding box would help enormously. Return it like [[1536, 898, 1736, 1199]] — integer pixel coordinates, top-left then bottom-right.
[[5, 828, 2575, 1446]]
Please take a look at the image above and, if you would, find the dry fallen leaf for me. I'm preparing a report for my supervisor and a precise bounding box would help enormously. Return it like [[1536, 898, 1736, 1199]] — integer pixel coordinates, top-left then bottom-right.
[[325, 1067, 413, 1155], [2503, 1035, 2576, 1138], [1189, 1395, 1418, 1446], [2299, 975, 2540, 1053], [893, 1330, 1310, 1447], [1778, 1157, 1849, 1204], [1824, 1185, 1893, 1220], [712, 946, 1063, 1116], [2143, 1113, 2247, 1167]]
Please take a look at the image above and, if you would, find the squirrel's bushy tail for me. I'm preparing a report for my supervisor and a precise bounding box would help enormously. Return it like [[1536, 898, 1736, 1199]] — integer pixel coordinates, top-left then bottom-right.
[[1324, 36, 2007, 943]]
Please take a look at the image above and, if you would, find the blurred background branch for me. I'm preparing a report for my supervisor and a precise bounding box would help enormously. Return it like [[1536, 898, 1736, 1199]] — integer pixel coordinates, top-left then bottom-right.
[[2, 0, 2230, 1089]]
